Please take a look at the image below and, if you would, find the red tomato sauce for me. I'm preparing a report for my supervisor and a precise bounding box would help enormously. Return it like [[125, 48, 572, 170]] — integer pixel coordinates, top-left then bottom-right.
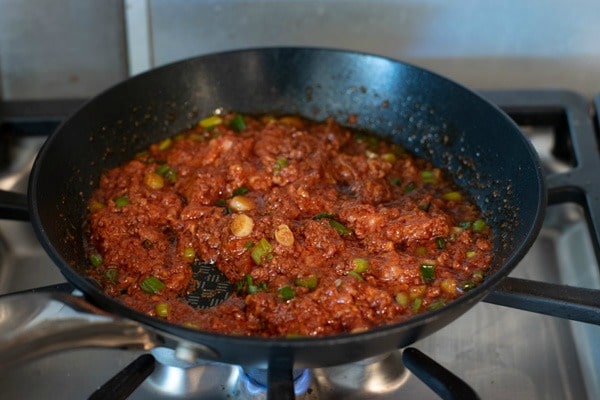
[[86, 114, 493, 337]]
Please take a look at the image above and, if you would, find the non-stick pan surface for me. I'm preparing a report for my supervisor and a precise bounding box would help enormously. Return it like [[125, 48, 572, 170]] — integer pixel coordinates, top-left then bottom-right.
[[27, 47, 545, 368]]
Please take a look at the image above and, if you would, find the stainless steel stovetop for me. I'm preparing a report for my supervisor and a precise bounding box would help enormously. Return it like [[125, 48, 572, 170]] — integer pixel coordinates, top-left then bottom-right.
[[1, 90, 599, 399]]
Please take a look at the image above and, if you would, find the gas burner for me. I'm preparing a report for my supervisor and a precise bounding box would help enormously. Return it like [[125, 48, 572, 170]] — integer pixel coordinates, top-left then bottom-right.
[[243, 367, 311, 398], [145, 347, 241, 398], [312, 352, 407, 397]]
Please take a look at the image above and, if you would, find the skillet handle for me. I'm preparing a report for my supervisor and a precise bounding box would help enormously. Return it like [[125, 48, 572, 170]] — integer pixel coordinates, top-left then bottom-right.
[[0, 291, 161, 370], [0, 189, 29, 220]]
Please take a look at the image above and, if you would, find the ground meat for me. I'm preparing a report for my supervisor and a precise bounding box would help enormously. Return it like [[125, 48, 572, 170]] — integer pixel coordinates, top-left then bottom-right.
[[85, 113, 493, 337]]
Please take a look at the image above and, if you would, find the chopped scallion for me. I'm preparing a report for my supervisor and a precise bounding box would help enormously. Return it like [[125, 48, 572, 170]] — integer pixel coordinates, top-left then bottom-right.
[[435, 237, 446, 250], [421, 171, 437, 184], [278, 285, 296, 301], [404, 181, 417, 193], [329, 219, 352, 236], [140, 276, 165, 294], [229, 114, 246, 132], [395, 292, 409, 306], [459, 221, 472, 229], [155, 302, 170, 318], [104, 268, 118, 282], [419, 263, 436, 284], [472, 270, 484, 282], [427, 300, 445, 311], [313, 212, 335, 220], [157, 138, 172, 151], [240, 274, 268, 294], [232, 186, 249, 196], [274, 157, 289, 172], [442, 191, 463, 201], [459, 281, 477, 292], [199, 115, 223, 128], [155, 164, 177, 183], [251, 238, 273, 265], [89, 253, 103, 267], [348, 270, 364, 281], [114, 195, 129, 207], [352, 258, 369, 274], [472, 219, 487, 232], [183, 247, 196, 262], [295, 276, 318, 289], [312, 213, 352, 235], [412, 298, 423, 313]]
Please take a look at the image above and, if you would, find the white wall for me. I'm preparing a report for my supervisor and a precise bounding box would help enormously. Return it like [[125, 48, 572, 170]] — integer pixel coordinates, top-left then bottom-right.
[[142, 0, 600, 98], [2, 0, 600, 100], [0, 0, 127, 100]]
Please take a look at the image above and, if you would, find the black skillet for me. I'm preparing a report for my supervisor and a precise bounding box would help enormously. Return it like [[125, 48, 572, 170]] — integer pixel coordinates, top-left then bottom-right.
[[0, 47, 545, 381]]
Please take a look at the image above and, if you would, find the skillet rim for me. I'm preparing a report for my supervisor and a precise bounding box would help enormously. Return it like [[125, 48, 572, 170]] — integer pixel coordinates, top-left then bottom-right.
[[27, 46, 547, 353]]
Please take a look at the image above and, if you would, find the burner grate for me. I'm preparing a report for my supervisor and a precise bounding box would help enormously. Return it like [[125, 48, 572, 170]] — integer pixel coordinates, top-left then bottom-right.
[[480, 90, 600, 324]]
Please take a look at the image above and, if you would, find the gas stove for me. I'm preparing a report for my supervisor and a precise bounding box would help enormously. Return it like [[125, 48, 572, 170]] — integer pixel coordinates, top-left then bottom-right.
[[1, 90, 599, 399]]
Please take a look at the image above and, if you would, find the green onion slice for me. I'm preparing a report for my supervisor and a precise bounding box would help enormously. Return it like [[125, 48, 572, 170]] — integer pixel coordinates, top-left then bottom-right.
[[140, 276, 165, 294], [352, 258, 369, 274], [427, 300, 446, 311], [155, 164, 177, 183], [329, 219, 352, 236], [183, 247, 196, 262], [419, 263, 436, 284], [274, 157, 289, 172], [404, 181, 417, 193], [114, 195, 129, 207], [313, 212, 335, 220], [395, 292, 409, 306], [155, 302, 170, 318], [421, 171, 437, 184], [459, 281, 477, 292], [229, 114, 246, 132], [199, 115, 223, 128], [89, 253, 103, 267], [295, 276, 318, 289], [104, 268, 118, 282], [313, 213, 352, 236], [232, 186, 249, 196], [435, 237, 446, 250], [348, 270, 364, 281], [412, 298, 423, 313], [442, 191, 463, 201], [278, 286, 296, 301], [459, 221, 472, 229], [157, 138, 172, 151], [472, 219, 487, 232], [251, 238, 273, 265]]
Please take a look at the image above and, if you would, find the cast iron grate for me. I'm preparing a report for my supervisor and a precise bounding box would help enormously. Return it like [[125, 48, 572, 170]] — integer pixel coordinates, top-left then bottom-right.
[[480, 90, 600, 325]]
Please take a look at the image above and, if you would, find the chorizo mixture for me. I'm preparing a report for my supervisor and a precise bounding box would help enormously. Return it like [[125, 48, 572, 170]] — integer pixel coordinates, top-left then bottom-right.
[[86, 113, 493, 337]]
